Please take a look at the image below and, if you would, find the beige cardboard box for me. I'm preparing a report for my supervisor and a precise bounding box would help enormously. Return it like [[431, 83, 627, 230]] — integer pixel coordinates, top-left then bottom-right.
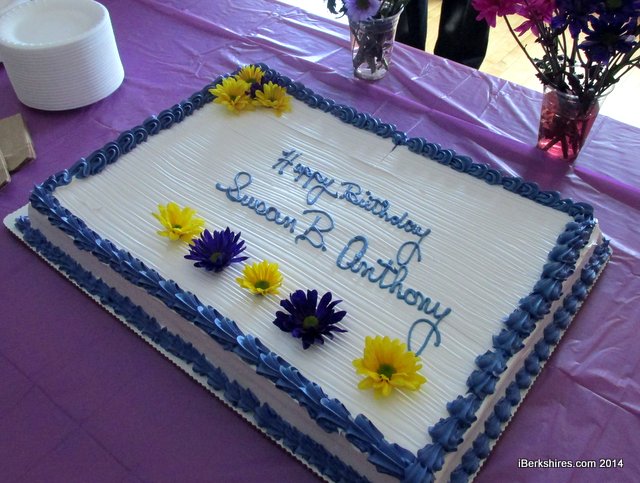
[[0, 113, 36, 172], [0, 150, 10, 187]]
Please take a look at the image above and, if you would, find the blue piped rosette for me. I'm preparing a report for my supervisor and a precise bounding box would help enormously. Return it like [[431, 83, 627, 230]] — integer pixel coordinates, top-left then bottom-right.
[[14, 64, 611, 483]]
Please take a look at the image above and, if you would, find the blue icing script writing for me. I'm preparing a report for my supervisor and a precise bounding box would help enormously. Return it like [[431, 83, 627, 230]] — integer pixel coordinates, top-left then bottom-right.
[[295, 210, 334, 252], [215, 171, 334, 252], [272, 149, 339, 205], [336, 235, 451, 355], [219, 151, 450, 352], [339, 182, 431, 239], [272, 149, 431, 240]]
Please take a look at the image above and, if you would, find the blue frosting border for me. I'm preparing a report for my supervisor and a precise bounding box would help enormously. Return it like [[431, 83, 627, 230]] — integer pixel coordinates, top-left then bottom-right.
[[23, 64, 611, 482], [14, 217, 367, 483]]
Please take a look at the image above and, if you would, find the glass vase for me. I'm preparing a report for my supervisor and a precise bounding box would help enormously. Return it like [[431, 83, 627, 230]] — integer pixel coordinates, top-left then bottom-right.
[[349, 11, 402, 81], [536, 86, 608, 162]]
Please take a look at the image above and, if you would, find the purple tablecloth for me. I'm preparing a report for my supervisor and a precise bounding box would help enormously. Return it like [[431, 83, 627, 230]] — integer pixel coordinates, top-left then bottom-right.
[[1, 1, 639, 481]]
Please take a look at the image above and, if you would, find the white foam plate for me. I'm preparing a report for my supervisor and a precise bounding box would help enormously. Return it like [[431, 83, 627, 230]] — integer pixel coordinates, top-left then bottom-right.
[[0, 0, 124, 110], [0, 0, 106, 49], [0, 0, 28, 16]]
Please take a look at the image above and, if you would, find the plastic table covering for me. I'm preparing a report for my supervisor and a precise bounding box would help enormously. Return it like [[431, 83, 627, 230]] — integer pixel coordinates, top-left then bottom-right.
[[1, 0, 638, 481]]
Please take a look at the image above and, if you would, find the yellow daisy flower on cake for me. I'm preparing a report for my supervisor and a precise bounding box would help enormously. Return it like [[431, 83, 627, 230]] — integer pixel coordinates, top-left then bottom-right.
[[353, 335, 427, 398], [235, 65, 264, 86], [152, 202, 205, 244], [236, 260, 283, 296], [209, 76, 253, 113], [253, 81, 292, 117]]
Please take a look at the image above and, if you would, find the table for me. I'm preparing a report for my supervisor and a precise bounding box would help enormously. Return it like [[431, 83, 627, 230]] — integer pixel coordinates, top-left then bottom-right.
[[1, 1, 639, 481]]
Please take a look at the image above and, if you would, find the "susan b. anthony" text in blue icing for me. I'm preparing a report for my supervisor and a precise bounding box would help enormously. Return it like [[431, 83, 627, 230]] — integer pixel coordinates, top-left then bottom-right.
[[215, 171, 334, 252], [336, 235, 451, 355]]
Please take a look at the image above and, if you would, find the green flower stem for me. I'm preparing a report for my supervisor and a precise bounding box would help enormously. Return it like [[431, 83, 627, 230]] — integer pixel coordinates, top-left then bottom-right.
[[504, 17, 549, 84]]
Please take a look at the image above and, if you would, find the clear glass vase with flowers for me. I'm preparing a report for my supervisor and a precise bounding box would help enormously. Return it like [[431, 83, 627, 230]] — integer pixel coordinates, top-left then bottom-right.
[[327, 0, 411, 80], [471, 0, 639, 161]]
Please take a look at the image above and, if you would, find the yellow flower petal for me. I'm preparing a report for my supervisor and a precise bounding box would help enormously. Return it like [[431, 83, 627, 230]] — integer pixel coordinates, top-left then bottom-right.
[[152, 202, 205, 244], [236, 65, 264, 85], [379, 381, 393, 398], [353, 335, 427, 397], [236, 259, 283, 296], [358, 378, 374, 390], [209, 77, 253, 114], [253, 81, 292, 116]]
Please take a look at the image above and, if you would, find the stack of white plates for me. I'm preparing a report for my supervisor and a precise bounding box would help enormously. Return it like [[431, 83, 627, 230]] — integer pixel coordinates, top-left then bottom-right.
[[0, 0, 29, 19], [0, 0, 124, 111]]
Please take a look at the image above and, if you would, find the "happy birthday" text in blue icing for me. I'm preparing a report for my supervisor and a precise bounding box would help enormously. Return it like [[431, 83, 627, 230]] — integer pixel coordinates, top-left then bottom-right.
[[272, 150, 339, 205], [272, 149, 431, 240]]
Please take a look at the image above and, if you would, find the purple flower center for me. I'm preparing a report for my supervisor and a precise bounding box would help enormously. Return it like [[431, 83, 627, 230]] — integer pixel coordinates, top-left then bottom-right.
[[209, 252, 221, 263]]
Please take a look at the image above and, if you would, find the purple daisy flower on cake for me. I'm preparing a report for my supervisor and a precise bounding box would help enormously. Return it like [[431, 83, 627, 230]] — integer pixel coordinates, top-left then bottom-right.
[[273, 289, 347, 349], [185, 227, 248, 272]]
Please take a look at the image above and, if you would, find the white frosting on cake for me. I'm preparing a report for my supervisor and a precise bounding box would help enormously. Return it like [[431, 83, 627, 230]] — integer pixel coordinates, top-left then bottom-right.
[[49, 102, 573, 455]]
